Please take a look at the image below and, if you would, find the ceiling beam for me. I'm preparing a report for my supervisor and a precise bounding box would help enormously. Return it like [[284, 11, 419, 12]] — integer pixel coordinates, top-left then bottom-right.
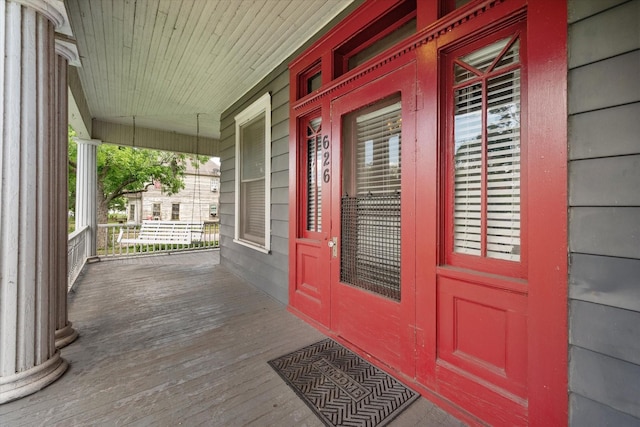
[[92, 119, 220, 157], [68, 66, 92, 138]]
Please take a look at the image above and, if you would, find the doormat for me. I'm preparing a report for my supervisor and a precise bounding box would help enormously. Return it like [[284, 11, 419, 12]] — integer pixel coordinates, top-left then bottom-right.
[[268, 338, 419, 427]]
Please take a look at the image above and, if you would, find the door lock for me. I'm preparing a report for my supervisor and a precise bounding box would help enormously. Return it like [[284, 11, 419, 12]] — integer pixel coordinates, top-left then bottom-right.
[[328, 237, 338, 258]]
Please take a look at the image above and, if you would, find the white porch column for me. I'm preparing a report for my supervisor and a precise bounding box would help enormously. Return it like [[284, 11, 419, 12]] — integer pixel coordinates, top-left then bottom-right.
[[0, 0, 68, 403], [53, 42, 78, 349], [74, 138, 101, 257]]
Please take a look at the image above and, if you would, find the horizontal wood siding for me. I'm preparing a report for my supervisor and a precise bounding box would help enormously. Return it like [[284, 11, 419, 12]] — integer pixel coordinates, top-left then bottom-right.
[[218, 66, 290, 304], [217, 1, 364, 305], [567, 0, 640, 424]]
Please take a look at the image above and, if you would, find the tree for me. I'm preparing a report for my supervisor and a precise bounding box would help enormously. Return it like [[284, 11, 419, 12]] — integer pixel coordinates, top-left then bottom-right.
[[68, 127, 207, 225]]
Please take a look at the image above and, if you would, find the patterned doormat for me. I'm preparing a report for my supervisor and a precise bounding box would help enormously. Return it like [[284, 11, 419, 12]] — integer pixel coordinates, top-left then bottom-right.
[[268, 338, 419, 427]]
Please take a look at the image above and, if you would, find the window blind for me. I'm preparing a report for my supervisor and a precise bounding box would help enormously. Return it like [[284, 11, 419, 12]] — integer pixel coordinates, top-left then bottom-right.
[[240, 115, 266, 244], [452, 36, 521, 261], [306, 117, 322, 232], [341, 98, 402, 300], [486, 70, 520, 260], [355, 101, 402, 195]]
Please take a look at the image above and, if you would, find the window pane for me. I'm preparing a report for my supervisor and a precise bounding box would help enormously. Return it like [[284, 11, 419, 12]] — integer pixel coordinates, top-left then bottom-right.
[[234, 93, 270, 250], [348, 18, 416, 70], [355, 101, 402, 195], [341, 96, 402, 301], [239, 114, 266, 245], [459, 37, 510, 73], [306, 117, 322, 232], [171, 203, 180, 220], [451, 35, 521, 262], [241, 179, 265, 244], [454, 83, 483, 256], [486, 70, 521, 261], [307, 72, 322, 93], [241, 116, 265, 181]]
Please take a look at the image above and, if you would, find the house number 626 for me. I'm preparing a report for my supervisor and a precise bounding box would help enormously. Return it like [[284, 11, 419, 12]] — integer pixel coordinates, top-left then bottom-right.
[[322, 135, 330, 183]]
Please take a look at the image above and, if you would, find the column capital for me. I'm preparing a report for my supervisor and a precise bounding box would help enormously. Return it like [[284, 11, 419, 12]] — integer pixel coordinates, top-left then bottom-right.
[[55, 39, 81, 67], [10, 0, 66, 29], [73, 137, 102, 147]]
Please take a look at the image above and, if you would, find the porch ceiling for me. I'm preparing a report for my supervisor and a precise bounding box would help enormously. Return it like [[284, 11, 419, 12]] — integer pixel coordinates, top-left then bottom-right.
[[64, 0, 355, 140]]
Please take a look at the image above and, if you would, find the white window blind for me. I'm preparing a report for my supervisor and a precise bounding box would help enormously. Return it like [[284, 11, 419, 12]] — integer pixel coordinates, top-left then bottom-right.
[[355, 101, 402, 195], [453, 36, 521, 261], [306, 117, 322, 232]]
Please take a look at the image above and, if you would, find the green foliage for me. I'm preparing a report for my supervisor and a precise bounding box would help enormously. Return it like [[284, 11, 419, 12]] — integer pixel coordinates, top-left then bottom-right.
[[68, 127, 77, 212], [68, 126, 208, 214]]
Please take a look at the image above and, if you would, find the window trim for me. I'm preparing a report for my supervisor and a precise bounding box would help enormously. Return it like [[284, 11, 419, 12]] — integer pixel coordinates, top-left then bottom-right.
[[234, 92, 271, 253]]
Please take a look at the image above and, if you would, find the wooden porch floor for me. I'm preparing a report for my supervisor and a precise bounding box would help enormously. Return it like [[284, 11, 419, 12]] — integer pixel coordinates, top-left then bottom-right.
[[0, 250, 466, 426]]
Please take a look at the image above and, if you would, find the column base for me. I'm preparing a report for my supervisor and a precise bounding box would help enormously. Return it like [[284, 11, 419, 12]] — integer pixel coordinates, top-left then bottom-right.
[[0, 351, 68, 404], [55, 322, 79, 349]]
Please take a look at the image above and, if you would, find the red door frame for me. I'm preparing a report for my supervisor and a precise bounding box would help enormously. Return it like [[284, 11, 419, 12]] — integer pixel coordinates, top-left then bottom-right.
[[329, 62, 417, 377], [289, 1, 567, 425]]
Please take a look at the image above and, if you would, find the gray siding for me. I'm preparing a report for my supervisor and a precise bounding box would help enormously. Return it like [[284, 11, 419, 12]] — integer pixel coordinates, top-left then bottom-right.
[[217, 1, 363, 304], [568, 0, 640, 425], [218, 65, 291, 304]]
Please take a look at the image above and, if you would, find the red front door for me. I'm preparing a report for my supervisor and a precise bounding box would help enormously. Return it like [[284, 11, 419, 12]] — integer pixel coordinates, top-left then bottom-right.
[[329, 64, 417, 376]]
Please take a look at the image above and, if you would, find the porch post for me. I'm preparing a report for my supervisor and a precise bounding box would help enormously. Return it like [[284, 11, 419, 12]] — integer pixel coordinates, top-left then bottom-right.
[[53, 42, 78, 349], [0, 0, 69, 403], [74, 138, 101, 257]]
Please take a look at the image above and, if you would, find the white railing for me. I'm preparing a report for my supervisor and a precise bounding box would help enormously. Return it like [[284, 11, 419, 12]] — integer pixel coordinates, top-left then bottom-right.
[[68, 225, 90, 290], [97, 221, 220, 257]]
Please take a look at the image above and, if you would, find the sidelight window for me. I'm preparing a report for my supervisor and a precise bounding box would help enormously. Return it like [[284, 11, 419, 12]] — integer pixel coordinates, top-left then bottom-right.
[[303, 116, 323, 233], [449, 33, 522, 264]]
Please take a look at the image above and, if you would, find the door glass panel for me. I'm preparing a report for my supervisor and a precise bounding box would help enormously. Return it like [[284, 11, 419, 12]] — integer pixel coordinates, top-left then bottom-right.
[[341, 96, 402, 300]]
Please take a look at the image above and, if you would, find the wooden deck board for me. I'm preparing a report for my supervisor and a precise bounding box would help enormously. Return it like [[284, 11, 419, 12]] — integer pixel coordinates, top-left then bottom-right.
[[0, 250, 466, 426]]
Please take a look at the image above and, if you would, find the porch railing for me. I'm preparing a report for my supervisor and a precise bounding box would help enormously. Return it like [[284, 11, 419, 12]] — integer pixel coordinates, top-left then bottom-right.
[[97, 221, 220, 257], [68, 225, 90, 290]]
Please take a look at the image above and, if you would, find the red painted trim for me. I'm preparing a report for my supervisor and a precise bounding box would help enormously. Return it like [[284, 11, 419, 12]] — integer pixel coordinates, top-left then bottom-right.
[[416, 1, 439, 31], [526, 0, 568, 425], [289, 1, 568, 425]]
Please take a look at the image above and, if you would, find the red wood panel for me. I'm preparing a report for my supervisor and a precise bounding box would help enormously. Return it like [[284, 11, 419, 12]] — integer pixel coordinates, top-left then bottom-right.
[[290, 241, 330, 327], [437, 273, 528, 398]]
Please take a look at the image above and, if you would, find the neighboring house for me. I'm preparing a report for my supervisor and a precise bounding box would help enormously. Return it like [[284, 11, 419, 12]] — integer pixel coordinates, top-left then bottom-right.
[[125, 158, 220, 224]]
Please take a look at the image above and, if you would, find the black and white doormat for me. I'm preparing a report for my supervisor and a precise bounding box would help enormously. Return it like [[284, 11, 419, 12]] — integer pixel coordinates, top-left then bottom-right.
[[268, 338, 419, 427]]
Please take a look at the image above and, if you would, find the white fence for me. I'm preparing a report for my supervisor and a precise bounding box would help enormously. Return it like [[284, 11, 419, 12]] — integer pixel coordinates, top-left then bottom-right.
[[68, 225, 90, 290], [97, 222, 220, 257]]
